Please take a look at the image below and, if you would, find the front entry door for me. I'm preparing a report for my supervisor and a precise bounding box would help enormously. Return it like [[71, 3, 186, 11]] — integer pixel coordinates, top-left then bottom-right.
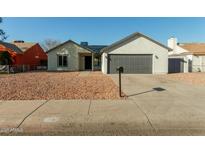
[[85, 56, 92, 70]]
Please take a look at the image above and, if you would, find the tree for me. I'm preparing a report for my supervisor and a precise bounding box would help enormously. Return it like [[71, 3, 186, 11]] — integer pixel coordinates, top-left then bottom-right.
[[41, 39, 61, 51], [0, 51, 13, 65], [0, 18, 10, 73], [0, 51, 14, 73], [0, 17, 7, 41]]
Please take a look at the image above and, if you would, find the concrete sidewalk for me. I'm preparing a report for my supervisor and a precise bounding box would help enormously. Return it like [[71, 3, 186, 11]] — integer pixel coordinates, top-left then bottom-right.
[[1, 99, 205, 135]]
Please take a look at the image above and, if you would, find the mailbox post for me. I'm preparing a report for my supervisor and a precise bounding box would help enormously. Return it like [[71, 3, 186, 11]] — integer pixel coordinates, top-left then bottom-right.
[[116, 66, 124, 97]]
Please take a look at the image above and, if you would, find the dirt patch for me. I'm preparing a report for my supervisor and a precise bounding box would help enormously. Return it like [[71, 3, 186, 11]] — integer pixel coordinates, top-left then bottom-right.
[[0, 71, 121, 100], [156, 73, 205, 86]]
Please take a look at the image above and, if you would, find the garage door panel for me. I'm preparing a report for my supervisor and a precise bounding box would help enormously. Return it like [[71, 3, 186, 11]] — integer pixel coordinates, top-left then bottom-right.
[[108, 54, 152, 74]]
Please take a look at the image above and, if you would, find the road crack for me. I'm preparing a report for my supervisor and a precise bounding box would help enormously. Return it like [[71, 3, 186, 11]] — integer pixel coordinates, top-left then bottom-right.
[[87, 100, 92, 115], [131, 99, 157, 134], [16, 100, 50, 128]]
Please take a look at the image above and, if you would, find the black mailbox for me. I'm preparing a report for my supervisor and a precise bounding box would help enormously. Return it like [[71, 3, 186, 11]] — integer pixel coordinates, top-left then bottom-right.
[[116, 66, 124, 73]]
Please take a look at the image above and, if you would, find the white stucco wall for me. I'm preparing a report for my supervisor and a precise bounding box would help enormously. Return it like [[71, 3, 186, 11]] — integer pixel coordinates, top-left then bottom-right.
[[168, 38, 190, 55], [202, 56, 205, 72], [168, 37, 190, 56], [102, 36, 168, 74], [48, 42, 90, 71], [168, 46, 190, 55], [192, 55, 205, 72]]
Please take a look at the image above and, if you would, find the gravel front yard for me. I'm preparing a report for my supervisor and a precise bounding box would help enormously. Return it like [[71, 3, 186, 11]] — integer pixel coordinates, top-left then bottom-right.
[[158, 73, 205, 85], [0, 72, 121, 100]]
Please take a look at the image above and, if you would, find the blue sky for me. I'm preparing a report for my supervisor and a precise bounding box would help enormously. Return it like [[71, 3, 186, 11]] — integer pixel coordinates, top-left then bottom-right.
[[1, 17, 205, 45]]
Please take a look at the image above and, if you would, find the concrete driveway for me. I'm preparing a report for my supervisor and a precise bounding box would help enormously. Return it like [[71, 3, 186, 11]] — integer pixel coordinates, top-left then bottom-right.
[[111, 74, 205, 135]]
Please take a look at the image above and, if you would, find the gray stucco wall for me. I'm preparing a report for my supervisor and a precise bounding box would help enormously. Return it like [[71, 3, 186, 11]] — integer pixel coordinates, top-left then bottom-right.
[[102, 36, 168, 74], [48, 42, 91, 71]]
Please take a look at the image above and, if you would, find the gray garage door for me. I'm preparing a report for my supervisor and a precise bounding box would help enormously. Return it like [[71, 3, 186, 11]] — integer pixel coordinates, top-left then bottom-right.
[[108, 54, 153, 74], [168, 58, 184, 73]]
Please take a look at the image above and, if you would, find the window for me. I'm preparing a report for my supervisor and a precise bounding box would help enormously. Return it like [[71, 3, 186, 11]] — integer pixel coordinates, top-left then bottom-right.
[[94, 57, 101, 67], [58, 55, 67, 67], [63, 56, 67, 66], [58, 55, 62, 66]]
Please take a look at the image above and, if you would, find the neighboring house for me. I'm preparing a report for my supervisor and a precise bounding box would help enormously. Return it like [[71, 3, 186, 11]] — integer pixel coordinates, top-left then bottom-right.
[[13, 41, 47, 70], [47, 40, 106, 71], [0, 40, 47, 70], [101, 32, 171, 74], [168, 37, 205, 73]]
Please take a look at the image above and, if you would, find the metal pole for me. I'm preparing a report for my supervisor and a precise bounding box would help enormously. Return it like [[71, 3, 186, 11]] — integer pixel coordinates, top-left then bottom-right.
[[119, 70, 121, 97]]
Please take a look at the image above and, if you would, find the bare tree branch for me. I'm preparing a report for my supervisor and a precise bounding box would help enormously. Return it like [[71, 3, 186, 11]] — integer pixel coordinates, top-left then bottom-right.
[[41, 39, 61, 51]]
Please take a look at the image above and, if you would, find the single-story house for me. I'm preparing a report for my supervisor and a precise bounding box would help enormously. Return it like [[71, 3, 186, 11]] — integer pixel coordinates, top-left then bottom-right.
[[168, 37, 205, 73], [0, 40, 47, 71], [47, 32, 171, 74]]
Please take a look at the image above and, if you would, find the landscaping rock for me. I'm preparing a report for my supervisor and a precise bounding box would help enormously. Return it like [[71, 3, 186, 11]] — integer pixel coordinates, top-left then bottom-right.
[[0, 71, 121, 100]]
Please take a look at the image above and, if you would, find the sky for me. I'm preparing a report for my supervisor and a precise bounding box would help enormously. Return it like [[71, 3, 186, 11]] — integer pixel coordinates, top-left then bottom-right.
[[1, 17, 205, 46]]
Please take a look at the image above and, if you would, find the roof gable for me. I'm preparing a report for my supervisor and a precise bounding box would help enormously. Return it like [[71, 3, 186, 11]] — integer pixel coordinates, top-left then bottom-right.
[[12, 42, 36, 52], [101, 32, 172, 53], [47, 40, 94, 53]]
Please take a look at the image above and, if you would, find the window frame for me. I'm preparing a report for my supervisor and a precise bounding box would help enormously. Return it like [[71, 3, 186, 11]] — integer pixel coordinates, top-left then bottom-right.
[[57, 55, 68, 67]]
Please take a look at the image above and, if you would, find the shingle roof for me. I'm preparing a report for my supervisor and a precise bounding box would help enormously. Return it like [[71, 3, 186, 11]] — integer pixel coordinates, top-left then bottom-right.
[[179, 43, 205, 55], [86, 45, 107, 53], [12, 42, 36, 52], [0, 41, 23, 54]]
